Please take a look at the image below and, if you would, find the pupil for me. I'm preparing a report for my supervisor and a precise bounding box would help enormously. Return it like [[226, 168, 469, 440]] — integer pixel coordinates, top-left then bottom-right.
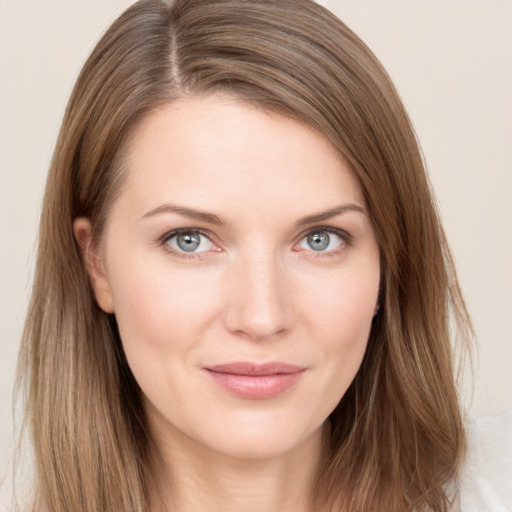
[[177, 232, 200, 252], [308, 231, 329, 251]]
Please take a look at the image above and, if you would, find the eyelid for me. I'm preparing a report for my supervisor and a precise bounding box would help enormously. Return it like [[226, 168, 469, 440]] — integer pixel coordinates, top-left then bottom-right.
[[159, 228, 221, 258], [159, 227, 213, 244], [294, 226, 352, 257], [158, 225, 352, 259], [298, 226, 352, 244]]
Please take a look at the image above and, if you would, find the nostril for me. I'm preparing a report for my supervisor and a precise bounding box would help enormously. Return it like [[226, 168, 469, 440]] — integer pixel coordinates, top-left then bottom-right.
[[223, 290, 293, 341]]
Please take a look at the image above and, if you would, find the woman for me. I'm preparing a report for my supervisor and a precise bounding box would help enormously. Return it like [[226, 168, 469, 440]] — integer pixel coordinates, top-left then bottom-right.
[[16, 0, 475, 510]]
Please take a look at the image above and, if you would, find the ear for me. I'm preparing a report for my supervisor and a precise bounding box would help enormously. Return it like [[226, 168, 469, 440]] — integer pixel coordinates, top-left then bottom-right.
[[73, 217, 115, 314]]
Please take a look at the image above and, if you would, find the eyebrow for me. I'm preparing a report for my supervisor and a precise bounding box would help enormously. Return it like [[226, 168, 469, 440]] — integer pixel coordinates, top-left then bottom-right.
[[296, 203, 366, 226], [141, 202, 365, 226], [141, 204, 226, 225]]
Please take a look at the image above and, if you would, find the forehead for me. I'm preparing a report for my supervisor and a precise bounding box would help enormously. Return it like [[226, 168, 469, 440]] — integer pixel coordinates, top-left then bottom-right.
[[115, 94, 365, 218]]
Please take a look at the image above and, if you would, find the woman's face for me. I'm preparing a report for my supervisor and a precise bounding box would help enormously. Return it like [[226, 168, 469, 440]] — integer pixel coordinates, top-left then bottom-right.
[[80, 95, 380, 460]]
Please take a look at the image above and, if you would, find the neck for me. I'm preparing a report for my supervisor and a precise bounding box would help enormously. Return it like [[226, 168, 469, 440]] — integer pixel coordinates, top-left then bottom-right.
[[148, 421, 329, 512]]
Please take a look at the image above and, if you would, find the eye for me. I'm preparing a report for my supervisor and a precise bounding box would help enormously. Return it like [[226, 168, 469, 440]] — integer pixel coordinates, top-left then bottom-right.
[[298, 229, 347, 253], [163, 230, 215, 254]]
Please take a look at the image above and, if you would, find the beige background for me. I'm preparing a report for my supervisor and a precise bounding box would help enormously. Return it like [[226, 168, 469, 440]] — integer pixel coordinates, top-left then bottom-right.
[[1, 0, 511, 498]]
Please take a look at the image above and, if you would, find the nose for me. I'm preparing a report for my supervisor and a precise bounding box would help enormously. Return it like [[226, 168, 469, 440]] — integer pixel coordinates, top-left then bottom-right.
[[223, 249, 294, 341]]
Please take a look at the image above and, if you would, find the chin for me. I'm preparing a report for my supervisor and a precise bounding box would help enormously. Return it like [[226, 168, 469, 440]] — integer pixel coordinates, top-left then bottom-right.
[[199, 413, 323, 461]]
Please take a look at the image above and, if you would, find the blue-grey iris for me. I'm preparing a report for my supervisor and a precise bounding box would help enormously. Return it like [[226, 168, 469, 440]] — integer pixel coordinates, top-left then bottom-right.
[[177, 232, 201, 252], [307, 231, 330, 251]]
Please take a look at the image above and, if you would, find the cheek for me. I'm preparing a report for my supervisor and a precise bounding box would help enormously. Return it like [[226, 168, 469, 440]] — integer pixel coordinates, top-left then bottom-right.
[[107, 257, 221, 359], [302, 264, 379, 395], [107, 260, 225, 419], [304, 265, 379, 342]]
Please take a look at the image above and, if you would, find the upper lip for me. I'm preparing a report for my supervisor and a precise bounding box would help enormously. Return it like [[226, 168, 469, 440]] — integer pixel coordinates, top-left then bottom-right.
[[204, 362, 306, 376]]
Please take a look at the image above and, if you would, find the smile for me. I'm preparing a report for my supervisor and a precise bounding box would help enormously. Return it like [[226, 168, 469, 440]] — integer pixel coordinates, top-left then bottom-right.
[[203, 362, 306, 399]]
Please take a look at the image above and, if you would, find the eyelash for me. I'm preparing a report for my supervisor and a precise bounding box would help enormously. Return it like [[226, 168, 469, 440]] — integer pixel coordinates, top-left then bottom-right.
[[159, 226, 352, 260], [159, 228, 216, 259], [295, 227, 352, 260]]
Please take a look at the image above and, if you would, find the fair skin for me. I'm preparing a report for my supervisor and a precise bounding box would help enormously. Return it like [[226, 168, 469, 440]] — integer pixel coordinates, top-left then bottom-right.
[[75, 95, 381, 512]]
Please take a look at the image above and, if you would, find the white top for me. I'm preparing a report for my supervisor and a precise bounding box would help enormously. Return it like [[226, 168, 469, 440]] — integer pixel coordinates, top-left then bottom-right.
[[458, 408, 512, 511]]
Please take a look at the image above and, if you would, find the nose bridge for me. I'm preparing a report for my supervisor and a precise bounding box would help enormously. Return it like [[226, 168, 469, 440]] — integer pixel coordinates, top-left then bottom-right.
[[224, 245, 292, 340]]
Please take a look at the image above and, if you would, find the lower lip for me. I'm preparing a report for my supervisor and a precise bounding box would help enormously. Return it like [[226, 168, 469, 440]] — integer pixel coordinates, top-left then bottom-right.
[[204, 370, 305, 399]]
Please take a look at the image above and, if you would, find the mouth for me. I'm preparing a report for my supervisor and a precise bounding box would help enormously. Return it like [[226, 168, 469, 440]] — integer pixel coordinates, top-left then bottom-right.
[[203, 362, 306, 399]]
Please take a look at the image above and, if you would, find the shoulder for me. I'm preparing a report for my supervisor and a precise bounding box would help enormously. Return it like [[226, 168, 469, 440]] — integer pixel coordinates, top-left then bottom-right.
[[459, 408, 512, 512]]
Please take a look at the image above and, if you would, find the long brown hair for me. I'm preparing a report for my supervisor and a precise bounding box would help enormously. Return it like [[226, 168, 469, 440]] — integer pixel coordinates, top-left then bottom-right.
[[17, 0, 472, 510]]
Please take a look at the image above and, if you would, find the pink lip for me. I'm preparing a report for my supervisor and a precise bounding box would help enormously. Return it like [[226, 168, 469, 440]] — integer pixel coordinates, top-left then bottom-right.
[[203, 362, 306, 399]]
